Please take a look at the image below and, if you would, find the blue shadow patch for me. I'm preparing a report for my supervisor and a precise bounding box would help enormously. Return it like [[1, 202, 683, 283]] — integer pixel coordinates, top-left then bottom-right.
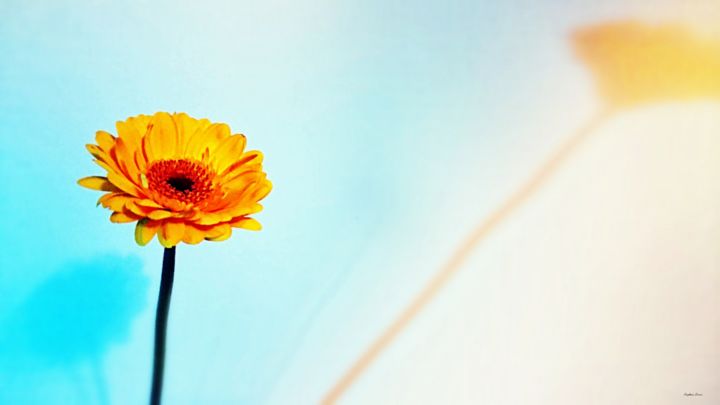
[[0, 254, 149, 404]]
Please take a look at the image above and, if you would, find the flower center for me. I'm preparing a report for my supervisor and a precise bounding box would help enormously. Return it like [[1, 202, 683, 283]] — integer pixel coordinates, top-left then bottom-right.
[[167, 177, 194, 192], [147, 159, 215, 206]]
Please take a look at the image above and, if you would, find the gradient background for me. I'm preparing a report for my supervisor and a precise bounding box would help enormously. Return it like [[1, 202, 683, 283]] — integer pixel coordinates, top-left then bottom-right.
[[1, 0, 718, 404]]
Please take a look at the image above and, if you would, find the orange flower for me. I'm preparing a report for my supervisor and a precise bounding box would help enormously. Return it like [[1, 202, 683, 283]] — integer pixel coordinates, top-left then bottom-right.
[[78, 112, 272, 247]]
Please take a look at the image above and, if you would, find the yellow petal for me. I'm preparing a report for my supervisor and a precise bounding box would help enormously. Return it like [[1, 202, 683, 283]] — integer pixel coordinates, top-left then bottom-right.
[[85, 143, 105, 159], [93, 158, 114, 174], [98, 194, 132, 211], [207, 192, 263, 215], [205, 223, 232, 241], [179, 117, 212, 157], [172, 113, 191, 147], [134, 149, 147, 174], [116, 119, 143, 150], [229, 217, 262, 231], [135, 218, 161, 246], [242, 177, 272, 204], [77, 176, 120, 192], [108, 171, 143, 197], [235, 178, 272, 205], [110, 211, 140, 223], [135, 199, 164, 209], [95, 131, 116, 152], [211, 134, 247, 172], [96, 193, 111, 206], [249, 179, 273, 202], [147, 210, 174, 220], [141, 125, 155, 163], [86, 144, 120, 172], [185, 123, 230, 159], [114, 137, 141, 184], [225, 203, 263, 218], [173, 113, 209, 152], [208, 177, 263, 213], [124, 200, 153, 216], [223, 171, 264, 195], [220, 151, 263, 178], [127, 114, 153, 136], [194, 213, 223, 225], [159, 221, 185, 247], [144, 112, 178, 160], [116, 115, 152, 168], [182, 224, 206, 245]]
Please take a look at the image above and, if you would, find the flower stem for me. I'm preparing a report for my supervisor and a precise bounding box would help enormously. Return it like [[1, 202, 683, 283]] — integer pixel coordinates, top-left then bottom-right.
[[150, 246, 176, 405]]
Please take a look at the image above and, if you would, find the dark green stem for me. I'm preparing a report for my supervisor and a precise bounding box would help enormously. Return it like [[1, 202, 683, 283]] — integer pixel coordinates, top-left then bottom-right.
[[150, 246, 176, 405]]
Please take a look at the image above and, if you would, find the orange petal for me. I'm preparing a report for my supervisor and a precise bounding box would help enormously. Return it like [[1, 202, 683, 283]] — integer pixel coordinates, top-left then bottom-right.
[[147, 210, 174, 220], [249, 179, 273, 202], [93, 158, 114, 174], [135, 199, 164, 209], [114, 137, 141, 185], [220, 151, 263, 177], [130, 114, 156, 165], [223, 171, 264, 195], [194, 213, 224, 225], [185, 123, 230, 159], [182, 224, 206, 245], [159, 221, 185, 247], [179, 117, 212, 157], [143, 112, 175, 160], [96, 193, 112, 206], [135, 218, 161, 246], [127, 114, 153, 136], [173, 113, 208, 152], [233, 178, 272, 205], [77, 176, 120, 192], [98, 194, 133, 211], [229, 217, 262, 231], [110, 211, 140, 223], [108, 171, 143, 197], [205, 223, 232, 241], [211, 134, 247, 172], [134, 149, 147, 174], [95, 131, 116, 152], [225, 203, 263, 217], [125, 200, 154, 216], [86, 144, 120, 172], [116, 119, 143, 150], [141, 125, 156, 163], [208, 177, 263, 213]]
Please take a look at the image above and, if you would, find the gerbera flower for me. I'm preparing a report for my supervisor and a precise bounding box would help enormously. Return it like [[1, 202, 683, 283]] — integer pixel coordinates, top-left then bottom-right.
[[78, 112, 272, 247]]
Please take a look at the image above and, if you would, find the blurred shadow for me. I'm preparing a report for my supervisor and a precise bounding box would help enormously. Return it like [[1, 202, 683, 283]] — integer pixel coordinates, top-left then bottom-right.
[[572, 21, 720, 108], [322, 21, 720, 404], [0, 254, 148, 405]]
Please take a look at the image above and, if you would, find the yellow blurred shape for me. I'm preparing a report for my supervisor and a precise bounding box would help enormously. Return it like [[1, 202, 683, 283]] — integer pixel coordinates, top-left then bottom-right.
[[573, 21, 720, 107]]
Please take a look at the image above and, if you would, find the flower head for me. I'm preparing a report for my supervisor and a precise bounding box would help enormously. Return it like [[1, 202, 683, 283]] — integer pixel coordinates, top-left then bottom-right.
[[78, 112, 272, 247]]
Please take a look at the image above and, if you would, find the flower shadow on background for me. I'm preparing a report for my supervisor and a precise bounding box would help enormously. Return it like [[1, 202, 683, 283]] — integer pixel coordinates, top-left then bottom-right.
[[322, 21, 720, 404], [573, 21, 720, 108], [0, 254, 149, 405]]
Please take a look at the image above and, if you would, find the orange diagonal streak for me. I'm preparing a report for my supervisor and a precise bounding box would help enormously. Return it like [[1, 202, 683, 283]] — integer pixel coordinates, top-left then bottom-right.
[[321, 110, 611, 404]]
